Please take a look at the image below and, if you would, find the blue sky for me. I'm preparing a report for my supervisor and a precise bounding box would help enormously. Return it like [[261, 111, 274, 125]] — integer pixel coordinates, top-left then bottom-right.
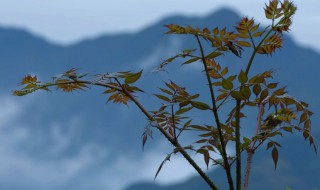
[[0, 0, 319, 52]]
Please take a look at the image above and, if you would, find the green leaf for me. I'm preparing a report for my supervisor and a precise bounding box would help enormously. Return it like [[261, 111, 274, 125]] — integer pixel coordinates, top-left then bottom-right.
[[183, 57, 200, 65], [206, 51, 223, 59], [221, 67, 228, 76], [227, 75, 237, 81], [282, 126, 293, 133], [190, 125, 210, 131], [179, 101, 190, 108], [267, 83, 278, 89], [183, 49, 196, 54], [303, 131, 309, 139], [175, 106, 193, 115], [299, 112, 308, 124], [189, 94, 200, 99], [250, 24, 260, 32], [273, 87, 286, 96], [165, 82, 175, 91], [191, 101, 211, 110], [203, 149, 210, 169], [260, 89, 269, 101], [23, 83, 37, 89], [222, 79, 233, 90], [212, 82, 222, 87], [195, 139, 207, 144], [183, 119, 192, 128], [159, 88, 173, 95], [304, 120, 311, 130], [231, 91, 244, 100], [272, 147, 278, 170], [155, 94, 171, 102], [267, 141, 274, 150], [252, 31, 264, 37], [238, 70, 248, 84], [125, 70, 143, 84], [253, 84, 261, 97], [240, 85, 251, 100], [243, 137, 251, 143], [127, 86, 144, 93], [216, 92, 228, 101], [235, 41, 251, 47]]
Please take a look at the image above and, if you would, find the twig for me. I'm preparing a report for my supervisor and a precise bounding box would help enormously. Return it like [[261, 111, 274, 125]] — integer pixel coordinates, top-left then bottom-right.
[[195, 34, 234, 190], [243, 97, 268, 190]]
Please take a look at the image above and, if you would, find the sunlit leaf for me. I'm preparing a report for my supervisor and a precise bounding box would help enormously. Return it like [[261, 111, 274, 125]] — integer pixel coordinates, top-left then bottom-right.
[[252, 31, 264, 37], [125, 70, 143, 84], [221, 67, 228, 76], [206, 51, 223, 59], [235, 41, 251, 47]]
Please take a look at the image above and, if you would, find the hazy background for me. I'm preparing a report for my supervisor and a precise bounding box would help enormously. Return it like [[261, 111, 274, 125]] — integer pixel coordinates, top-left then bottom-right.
[[0, 1, 319, 190], [0, 0, 319, 51]]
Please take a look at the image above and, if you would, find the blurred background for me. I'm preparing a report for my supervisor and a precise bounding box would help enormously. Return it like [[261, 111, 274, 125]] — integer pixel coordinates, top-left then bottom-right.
[[0, 0, 319, 189]]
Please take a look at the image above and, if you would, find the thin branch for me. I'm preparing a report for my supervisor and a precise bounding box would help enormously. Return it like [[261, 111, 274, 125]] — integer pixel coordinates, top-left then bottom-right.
[[245, 21, 282, 75], [35, 78, 219, 189], [195, 34, 235, 190], [171, 104, 177, 142], [235, 100, 241, 190], [243, 97, 267, 190], [120, 83, 219, 190]]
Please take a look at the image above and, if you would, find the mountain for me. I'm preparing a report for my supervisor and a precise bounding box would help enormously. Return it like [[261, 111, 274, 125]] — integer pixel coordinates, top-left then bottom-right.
[[0, 8, 319, 190]]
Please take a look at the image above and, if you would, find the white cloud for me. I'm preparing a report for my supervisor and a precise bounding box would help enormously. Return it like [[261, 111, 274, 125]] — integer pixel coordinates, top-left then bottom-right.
[[48, 118, 82, 155], [96, 140, 235, 190], [0, 95, 109, 188], [139, 36, 183, 72], [0, 95, 241, 190]]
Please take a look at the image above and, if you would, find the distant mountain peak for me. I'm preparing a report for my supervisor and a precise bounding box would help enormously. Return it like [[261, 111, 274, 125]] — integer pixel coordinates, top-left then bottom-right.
[[207, 7, 241, 19]]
